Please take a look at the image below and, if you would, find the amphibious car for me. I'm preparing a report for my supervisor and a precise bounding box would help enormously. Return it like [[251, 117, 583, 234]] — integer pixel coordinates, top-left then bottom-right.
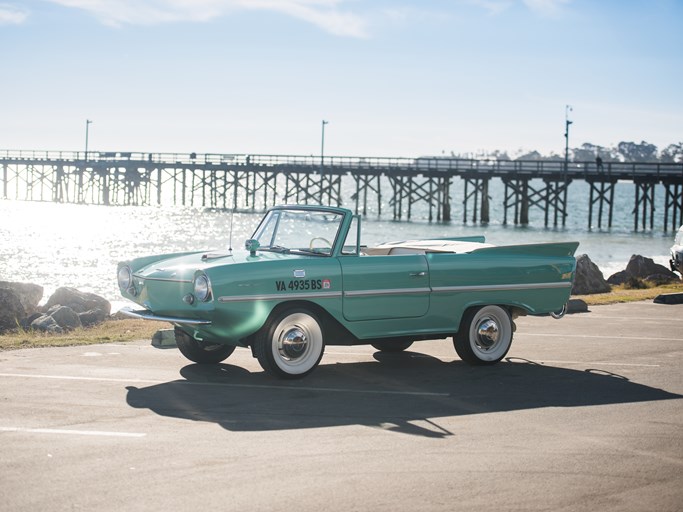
[[118, 205, 578, 378]]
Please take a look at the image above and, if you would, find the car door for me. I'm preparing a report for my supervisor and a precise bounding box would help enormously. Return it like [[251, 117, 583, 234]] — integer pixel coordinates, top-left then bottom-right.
[[339, 254, 430, 321]]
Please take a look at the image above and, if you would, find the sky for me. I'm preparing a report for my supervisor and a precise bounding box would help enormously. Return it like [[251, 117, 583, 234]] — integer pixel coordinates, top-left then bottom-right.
[[1, 0, 682, 158]]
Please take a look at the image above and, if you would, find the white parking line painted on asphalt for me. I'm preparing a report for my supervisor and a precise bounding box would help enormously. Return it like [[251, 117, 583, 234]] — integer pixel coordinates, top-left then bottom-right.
[[0, 373, 449, 397], [0, 373, 162, 384], [522, 333, 681, 342], [0, 427, 146, 438], [522, 360, 661, 368], [569, 315, 683, 322]]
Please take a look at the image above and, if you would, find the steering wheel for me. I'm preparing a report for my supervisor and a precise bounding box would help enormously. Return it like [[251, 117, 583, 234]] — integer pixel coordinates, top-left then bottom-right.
[[309, 237, 332, 250]]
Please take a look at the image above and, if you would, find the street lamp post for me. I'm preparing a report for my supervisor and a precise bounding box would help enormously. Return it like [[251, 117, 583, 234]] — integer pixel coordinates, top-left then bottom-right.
[[321, 120, 329, 167], [85, 119, 93, 161], [563, 105, 572, 175], [559, 105, 573, 228]]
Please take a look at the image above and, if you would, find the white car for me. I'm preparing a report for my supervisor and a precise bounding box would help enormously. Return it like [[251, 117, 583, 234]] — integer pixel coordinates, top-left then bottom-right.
[[670, 226, 683, 275]]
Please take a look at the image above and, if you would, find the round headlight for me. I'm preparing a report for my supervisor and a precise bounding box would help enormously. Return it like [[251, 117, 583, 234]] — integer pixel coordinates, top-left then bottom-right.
[[193, 274, 212, 302], [118, 266, 132, 290]]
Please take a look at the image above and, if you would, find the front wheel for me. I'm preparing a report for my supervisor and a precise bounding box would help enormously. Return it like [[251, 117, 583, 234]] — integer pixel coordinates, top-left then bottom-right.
[[254, 309, 325, 379], [174, 327, 236, 364], [453, 305, 513, 365]]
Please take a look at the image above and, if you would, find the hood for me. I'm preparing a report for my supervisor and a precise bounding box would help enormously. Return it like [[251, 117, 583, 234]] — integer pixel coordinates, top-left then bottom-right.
[[132, 249, 305, 281]]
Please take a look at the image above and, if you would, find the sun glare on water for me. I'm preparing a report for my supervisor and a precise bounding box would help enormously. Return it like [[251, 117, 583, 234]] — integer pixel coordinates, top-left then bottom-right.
[[0, 201, 256, 302]]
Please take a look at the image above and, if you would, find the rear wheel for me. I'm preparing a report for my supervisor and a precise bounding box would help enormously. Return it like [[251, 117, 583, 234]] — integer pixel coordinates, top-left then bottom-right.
[[371, 339, 414, 352], [254, 308, 325, 379], [174, 327, 236, 364], [453, 305, 513, 365]]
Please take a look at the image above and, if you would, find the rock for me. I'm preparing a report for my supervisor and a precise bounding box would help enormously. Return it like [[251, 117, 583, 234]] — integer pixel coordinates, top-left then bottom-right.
[[20, 312, 43, 330], [653, 293, 683, 305], [625, 254, 677, 280], [623, 277, 648, 289], [645, 273, 678, 286], [48, 306, 82, 330], [79, 308, 109, 327], [43, 287, 111, 316], [608, 255, 679, 285], [607, 270, 630, 286], [0, 288, 27, 332], [110, 310, 132, 321], [31, 314, 63, 334], [571, 254, 611, 295], [567, 299, 589, 314], [0, 281, 43, 316], [152, 329, 177, 348]]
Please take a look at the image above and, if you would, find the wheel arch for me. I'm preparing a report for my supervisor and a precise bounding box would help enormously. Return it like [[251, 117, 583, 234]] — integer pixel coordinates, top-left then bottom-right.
[[247, 299, 357, 348], [455, 302, 525, 333]]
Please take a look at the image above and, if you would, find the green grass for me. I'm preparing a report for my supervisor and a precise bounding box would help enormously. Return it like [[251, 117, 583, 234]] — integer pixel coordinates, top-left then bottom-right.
[[0, 318, 167, 351], [573, 281, 683, 305]]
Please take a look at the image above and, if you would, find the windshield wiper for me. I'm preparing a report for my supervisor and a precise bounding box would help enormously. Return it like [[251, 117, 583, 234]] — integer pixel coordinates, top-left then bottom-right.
[[261, 245, 290, 254], [288, 248, 328, 257]]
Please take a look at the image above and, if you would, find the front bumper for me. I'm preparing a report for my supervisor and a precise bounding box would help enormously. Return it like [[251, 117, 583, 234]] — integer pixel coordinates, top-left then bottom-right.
[[119, 307, 212, 325]]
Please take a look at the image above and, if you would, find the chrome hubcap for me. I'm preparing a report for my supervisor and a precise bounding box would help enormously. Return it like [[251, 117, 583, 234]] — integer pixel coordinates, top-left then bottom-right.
[[475, 318, 499, 349], [278, 326, 308, 360]]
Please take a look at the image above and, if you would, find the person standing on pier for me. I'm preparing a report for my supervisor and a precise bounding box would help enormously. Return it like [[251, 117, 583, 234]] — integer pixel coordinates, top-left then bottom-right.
[[596, 156, 604, 173]]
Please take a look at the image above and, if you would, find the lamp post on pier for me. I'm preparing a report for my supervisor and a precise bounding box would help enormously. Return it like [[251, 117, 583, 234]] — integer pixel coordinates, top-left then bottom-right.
[[85, 119, 93, 161], [563, 105, 572, 175], [556, 104, 573, 228], [321, 119, 329, 167]]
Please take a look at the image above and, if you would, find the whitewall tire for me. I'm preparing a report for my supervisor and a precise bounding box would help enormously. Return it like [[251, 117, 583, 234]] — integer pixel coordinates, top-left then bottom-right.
[[453, 305, 513, 365], [255, 309, 325, 379]]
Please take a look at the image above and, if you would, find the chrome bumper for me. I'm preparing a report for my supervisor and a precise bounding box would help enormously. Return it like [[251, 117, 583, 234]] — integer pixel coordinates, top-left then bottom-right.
[[118, 307, 212, 325]]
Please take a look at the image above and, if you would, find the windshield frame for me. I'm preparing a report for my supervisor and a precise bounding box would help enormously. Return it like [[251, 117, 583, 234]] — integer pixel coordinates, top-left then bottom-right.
[[250, 205, 350, 257]]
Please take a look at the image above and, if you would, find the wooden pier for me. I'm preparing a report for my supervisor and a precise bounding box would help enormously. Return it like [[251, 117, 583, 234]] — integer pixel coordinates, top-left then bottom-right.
[[2, 149, 683, 231]]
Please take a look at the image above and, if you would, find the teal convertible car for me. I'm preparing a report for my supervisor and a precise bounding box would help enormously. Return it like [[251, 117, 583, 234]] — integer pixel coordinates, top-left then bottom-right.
[[118, 205, 578, 379]]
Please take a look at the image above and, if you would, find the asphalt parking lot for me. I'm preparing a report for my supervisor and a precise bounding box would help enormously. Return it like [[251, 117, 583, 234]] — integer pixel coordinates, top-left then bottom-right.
[[1, 301, 682, 512]]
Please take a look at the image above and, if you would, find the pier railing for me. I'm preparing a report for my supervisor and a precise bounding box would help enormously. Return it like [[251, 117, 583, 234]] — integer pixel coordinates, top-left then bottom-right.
[[2, 149, 681, 177]]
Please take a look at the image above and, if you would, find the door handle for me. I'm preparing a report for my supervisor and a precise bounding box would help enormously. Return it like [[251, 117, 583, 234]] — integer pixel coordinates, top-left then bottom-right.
[[410, 271, 427, 277]]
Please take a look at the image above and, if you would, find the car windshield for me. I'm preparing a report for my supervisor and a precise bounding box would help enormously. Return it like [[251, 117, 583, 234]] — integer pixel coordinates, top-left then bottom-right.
[[252, 209, 343, 256]]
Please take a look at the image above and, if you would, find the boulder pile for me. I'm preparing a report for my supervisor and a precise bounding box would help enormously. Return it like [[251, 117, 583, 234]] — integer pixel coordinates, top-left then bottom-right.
[[571, 253, 680, 296], [0, 283, 111, 334]]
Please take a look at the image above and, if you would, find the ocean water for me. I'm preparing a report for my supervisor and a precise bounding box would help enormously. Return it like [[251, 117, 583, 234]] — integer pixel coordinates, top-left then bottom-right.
[[0, 182, 678, 306]]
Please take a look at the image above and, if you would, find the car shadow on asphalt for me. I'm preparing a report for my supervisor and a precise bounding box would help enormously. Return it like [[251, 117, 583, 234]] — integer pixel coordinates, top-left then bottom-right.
[[125, 352, 681, 438]]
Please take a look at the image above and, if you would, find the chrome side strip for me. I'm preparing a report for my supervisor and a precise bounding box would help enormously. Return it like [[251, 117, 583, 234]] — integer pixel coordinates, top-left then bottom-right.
[[118, 307, 211, 325], [343, 287, 431, 298], [218, 291, 343, 303], [431, 282, 572, 293], [133, 274, 192, 284], [217, 282, 569, 303]]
